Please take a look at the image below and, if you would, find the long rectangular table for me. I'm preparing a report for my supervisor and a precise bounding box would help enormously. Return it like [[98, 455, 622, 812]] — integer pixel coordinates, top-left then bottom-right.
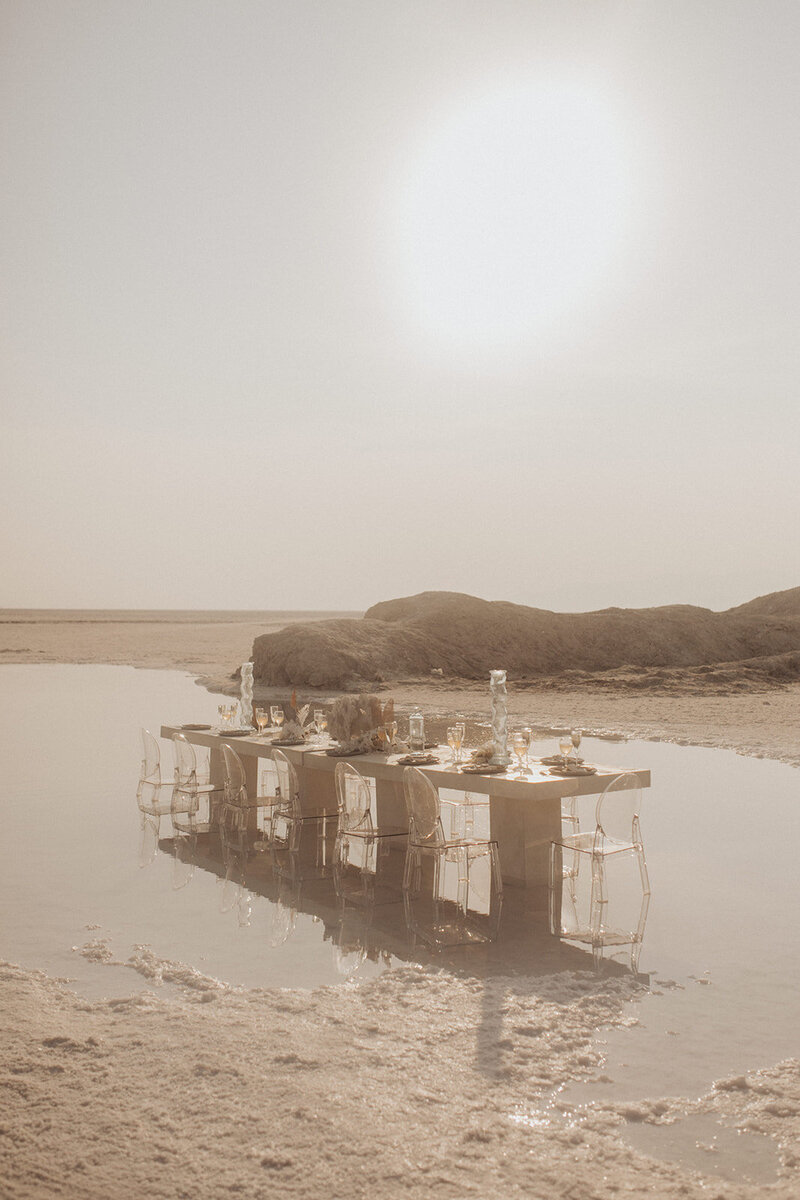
[[161, 725, 650, 890]]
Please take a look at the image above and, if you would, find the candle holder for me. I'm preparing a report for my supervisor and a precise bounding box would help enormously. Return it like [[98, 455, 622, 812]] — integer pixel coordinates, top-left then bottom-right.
[[239, 662, 254, 730], [490, 669, 510, 766]]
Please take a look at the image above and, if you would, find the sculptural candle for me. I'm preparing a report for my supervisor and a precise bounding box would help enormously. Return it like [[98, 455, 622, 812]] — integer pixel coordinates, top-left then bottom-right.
[[239, 661, 254, 730], [490, 669, 510, 765]]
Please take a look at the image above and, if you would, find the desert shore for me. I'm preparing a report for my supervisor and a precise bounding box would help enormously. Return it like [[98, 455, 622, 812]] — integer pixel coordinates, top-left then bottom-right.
[[3, 609, 799, 766], [2, 612, 799, 1198]]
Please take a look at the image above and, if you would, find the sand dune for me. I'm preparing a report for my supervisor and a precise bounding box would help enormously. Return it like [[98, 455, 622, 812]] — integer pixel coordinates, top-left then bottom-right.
[[252, 587, 800, 690]]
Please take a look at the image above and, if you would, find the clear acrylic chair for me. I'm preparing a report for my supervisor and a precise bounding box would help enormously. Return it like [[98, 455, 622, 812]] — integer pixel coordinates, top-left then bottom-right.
[[220, 743, 281, 853], [170, 733, 218, 837], [333, 762, 407, 905], [269, 749, 338, 880], [136, 728, 177, 821], [137, 728, 200, 860], [401, 766, 503, 945], [549, 771, 651, 971]]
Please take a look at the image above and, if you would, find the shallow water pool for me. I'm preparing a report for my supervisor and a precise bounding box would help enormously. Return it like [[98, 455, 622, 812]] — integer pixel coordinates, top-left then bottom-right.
[[1, 664, 798, 1122]]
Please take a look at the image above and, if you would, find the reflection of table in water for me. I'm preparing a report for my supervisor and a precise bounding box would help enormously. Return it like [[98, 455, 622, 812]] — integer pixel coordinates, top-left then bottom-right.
[[160, 726, 650, 892]]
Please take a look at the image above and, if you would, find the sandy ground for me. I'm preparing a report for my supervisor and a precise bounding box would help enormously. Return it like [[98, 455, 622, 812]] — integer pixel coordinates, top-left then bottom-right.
[[2, 956, 797, 1200], [3, 610, 799, 767], [2, 611, 799, 1198]]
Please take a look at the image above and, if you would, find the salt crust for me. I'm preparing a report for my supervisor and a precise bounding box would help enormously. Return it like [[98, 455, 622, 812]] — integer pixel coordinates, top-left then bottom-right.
[[1, 953, 798, 1199]]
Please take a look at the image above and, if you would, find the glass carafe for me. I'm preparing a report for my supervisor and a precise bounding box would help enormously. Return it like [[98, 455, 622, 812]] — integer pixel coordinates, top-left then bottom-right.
[[409, 708, 425, 753]]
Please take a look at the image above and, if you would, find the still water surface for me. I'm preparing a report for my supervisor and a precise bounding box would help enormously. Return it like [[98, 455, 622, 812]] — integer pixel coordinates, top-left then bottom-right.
[[1, 664, 798, 1128]]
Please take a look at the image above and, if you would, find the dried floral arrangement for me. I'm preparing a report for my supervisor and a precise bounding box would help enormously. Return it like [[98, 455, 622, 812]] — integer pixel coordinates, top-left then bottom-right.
[[327, 695, 395, 753], [274, 692, 313, 745]]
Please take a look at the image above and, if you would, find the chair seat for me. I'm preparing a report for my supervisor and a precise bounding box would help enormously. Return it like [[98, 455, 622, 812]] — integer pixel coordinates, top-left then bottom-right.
[[410, 835, 497, 852], [554, 831, 639, 856], [338, 824, 408, 840], [175, 780, 219, 796], [277, 805, 338, 821], [234, 793, 281, 809]]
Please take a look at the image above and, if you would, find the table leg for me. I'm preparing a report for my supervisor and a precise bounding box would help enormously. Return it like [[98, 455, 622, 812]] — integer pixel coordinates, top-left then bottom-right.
[[490, 791, 562, 897]]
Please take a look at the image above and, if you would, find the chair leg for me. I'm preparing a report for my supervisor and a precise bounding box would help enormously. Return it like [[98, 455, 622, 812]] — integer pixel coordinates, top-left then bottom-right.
[[456, 847, 469, 916]]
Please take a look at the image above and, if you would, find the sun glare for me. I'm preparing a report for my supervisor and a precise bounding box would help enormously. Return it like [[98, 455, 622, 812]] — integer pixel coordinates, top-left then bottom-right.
[[389, 75, 639, 365]]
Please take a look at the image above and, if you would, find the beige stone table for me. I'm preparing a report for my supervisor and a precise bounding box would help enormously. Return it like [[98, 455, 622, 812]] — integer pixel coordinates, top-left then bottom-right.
[[161, 725, 650, 889]]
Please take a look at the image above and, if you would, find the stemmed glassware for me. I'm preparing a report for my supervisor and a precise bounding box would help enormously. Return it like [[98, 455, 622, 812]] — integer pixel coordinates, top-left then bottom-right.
[[314, 709, 327, 742], [270, 706, 284, 735], [255, 708, 270, 738], [558, 735, 573, 765], [511, 731, 528, 773], [447, 726, 463, 765], [570, 728, 582, 763]]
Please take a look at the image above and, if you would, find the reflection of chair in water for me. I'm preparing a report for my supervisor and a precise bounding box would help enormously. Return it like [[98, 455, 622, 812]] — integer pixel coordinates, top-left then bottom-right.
[[269, 750, 338, 881], [549, 771, 651, 971], [333, 762, 407, 905], [269, 877, 301, 947], [401, 766, 503, 946]]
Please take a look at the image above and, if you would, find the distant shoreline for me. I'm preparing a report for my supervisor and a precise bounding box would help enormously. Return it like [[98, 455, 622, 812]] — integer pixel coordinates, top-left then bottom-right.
[[0, 608, 362, 623]]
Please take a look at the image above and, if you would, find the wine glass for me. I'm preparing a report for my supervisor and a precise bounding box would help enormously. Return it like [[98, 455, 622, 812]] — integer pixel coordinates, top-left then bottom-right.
[[558, 736, 572, 765], [217, 703, 228, 730], [570, 728, 582, 763], [521, 726, 532, 764], [511, 731, 528, 773], [447, 727, 458, 764], [255, 708, 269, 737], [270, 705, 284, 733], [313, 709, 325, 741]]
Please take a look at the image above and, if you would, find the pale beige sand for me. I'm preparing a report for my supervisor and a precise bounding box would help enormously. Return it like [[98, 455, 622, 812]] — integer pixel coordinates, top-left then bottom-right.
[[2, 609, 799, 766]]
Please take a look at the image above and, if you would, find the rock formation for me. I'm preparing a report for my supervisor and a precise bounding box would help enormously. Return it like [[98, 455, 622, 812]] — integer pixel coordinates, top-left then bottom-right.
[[251, 588, 800, 690]]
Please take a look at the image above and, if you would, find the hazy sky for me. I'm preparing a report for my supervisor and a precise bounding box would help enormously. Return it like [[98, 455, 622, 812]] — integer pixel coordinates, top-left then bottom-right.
[[2, 1, 799, 612]]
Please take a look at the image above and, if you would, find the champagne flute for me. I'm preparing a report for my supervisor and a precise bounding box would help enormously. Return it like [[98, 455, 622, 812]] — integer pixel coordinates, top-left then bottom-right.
[[570, 728, 582, 763], [270, 705, 283, 733], [255, 708, 269, 737], [447, 727, 458, 764], [558, 736, 572, 765], [521, 726, 532, 765]]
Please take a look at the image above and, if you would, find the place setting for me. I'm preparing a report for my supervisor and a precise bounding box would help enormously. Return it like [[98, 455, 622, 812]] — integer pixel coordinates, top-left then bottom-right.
[[540, 729, 598, 776]]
